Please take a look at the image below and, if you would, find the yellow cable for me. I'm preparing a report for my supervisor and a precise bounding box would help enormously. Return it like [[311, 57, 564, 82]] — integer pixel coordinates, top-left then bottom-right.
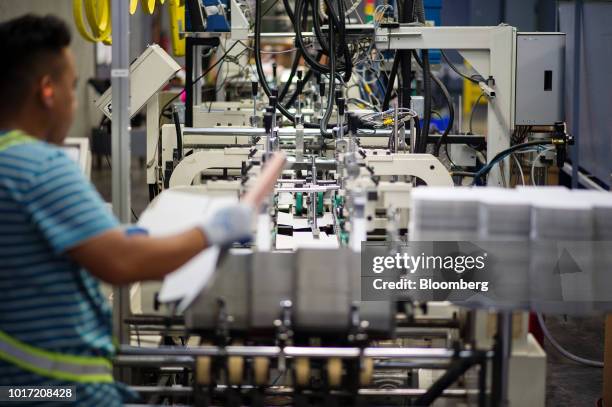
[[130, 0, 139, 14], [141, 0, 156, 14], [168, 0, 186, 56], [73, 0, 112, 43], [84, 0, 110, 37]]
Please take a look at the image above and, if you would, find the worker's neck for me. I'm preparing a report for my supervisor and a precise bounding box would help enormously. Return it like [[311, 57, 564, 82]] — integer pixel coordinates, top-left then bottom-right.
[[0, 111, 50, 141]]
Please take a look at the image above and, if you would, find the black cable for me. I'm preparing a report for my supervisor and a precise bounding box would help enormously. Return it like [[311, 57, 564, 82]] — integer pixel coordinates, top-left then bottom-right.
[[382, 52, 400, 111], [254, 0, 314, 127], [334, 0, 353, 83], [440, 50, 484, 84], [293, 0, 351, 82], [412, 50, 455, 157], [277, 0, 305, 101], [451, 171, 477, 178], [279, 49, 303, 101], [294, 0, 335, 75], [172, 109, 183, 161], [249, 0, 280, 29], [396, 0, 414, 113], [472, 140, 552, 185], [281, 0, 295, 25], [469, 92, 486, 135], [311, 0, 330, 55], [412, 0, 431, 154], [285, 66, 316, 107], [254, 0, 340, 130], [414, 357, 480, 406], [320, 1, 336, 138]]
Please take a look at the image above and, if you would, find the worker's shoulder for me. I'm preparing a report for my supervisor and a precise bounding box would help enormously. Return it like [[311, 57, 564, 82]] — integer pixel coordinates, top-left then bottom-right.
[[0, 139, 78, 193], [0, 138, 74, 174]]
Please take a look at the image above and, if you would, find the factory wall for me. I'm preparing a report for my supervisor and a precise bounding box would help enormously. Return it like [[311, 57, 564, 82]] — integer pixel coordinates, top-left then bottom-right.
[[0, 0, 96, 140], [440, 0, 554, 31], [560, 1, 612, 187]]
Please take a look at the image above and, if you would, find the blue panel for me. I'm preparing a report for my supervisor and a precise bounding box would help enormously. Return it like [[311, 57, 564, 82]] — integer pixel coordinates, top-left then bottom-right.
[[425, 0, 443, 63], [470, 0, 502, 26], [559, 1, 612, 187], [203, 0, 229, 32], [441, 0, 471, 26]]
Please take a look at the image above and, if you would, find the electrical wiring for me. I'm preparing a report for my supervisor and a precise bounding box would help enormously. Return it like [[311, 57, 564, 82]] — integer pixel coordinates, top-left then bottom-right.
[[294, 0, 349, 79], [512, 154, 526, 186], [249, 0, 281, 29], [530, 147, 555, 186], [277, 1, 306, 102], [469, 92, 486, 135], [360, 108, 418, 129], [471, 140, 553, 185], [382, 55, 400, 111], [254, 0, 302, 124], [254, 0, 330, 129], [440, 50, 485, 84], [295, 0, 331, 73], [347, 97, 376, 109], [410, 0, 432, 155], [319, 3, 336, 138], [412, 50, 455, 157], [237, 42, 312, 55], [311, 0, 331, 56]]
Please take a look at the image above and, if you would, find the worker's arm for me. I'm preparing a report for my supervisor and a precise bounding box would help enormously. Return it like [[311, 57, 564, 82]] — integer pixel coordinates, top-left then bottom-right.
[[67, 203, 253, 285]]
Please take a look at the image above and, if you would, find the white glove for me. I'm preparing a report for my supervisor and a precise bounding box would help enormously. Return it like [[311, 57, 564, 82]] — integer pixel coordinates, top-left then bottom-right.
[[199, 203, 254, 246]]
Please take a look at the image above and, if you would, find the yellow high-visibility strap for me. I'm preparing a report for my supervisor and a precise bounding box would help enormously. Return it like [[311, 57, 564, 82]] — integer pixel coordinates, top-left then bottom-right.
[[0, 130, 36, 152], [0, 331, 113, 384]]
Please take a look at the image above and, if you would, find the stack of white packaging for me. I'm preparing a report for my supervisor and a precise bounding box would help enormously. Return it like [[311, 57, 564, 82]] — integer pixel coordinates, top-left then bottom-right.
[[410, 187, 480, 241], [478, 188, 532, 309], [528, 188, 594, 314], [409, 186, 612, 312], [575, 191, 612, 310]]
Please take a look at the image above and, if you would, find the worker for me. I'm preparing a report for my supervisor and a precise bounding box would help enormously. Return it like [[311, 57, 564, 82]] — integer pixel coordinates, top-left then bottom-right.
[[0, 15, 256, 405]]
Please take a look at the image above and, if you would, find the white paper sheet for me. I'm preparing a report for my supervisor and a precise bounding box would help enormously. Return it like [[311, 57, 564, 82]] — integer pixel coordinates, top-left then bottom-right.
[[137, 190, 237, 312]]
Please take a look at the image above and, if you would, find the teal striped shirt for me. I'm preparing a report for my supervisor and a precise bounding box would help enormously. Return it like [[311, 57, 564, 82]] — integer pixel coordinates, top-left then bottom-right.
[[0, 131, 131, 405]]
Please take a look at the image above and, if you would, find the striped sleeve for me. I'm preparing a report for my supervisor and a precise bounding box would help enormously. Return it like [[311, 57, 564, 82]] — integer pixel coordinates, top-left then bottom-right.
[[20, 149, 119, 254]]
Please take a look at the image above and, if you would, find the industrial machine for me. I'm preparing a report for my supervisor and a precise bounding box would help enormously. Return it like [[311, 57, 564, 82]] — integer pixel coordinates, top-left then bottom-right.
[[90, 1, 592, 406]]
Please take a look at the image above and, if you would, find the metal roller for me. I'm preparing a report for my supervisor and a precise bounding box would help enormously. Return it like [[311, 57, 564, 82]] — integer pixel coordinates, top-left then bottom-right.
[[327, 357, 343, 388], [195, 356, 212, 385]]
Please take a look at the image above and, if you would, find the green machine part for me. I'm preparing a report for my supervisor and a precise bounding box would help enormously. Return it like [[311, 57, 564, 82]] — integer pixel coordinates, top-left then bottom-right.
[[295, 192, 304, 215], [317, 192, 324, 216]]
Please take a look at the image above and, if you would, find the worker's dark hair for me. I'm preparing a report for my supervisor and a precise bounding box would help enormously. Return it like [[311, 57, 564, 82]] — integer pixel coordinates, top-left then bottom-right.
[[0, 14, 71, 116]]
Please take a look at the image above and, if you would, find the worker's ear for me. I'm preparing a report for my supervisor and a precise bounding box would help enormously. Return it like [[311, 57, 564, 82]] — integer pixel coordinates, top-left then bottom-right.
[[39, 75, 55, 109]]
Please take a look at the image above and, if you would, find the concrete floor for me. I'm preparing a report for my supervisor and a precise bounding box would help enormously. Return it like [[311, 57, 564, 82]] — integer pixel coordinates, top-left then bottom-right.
[[90, 160, 606, 407]]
